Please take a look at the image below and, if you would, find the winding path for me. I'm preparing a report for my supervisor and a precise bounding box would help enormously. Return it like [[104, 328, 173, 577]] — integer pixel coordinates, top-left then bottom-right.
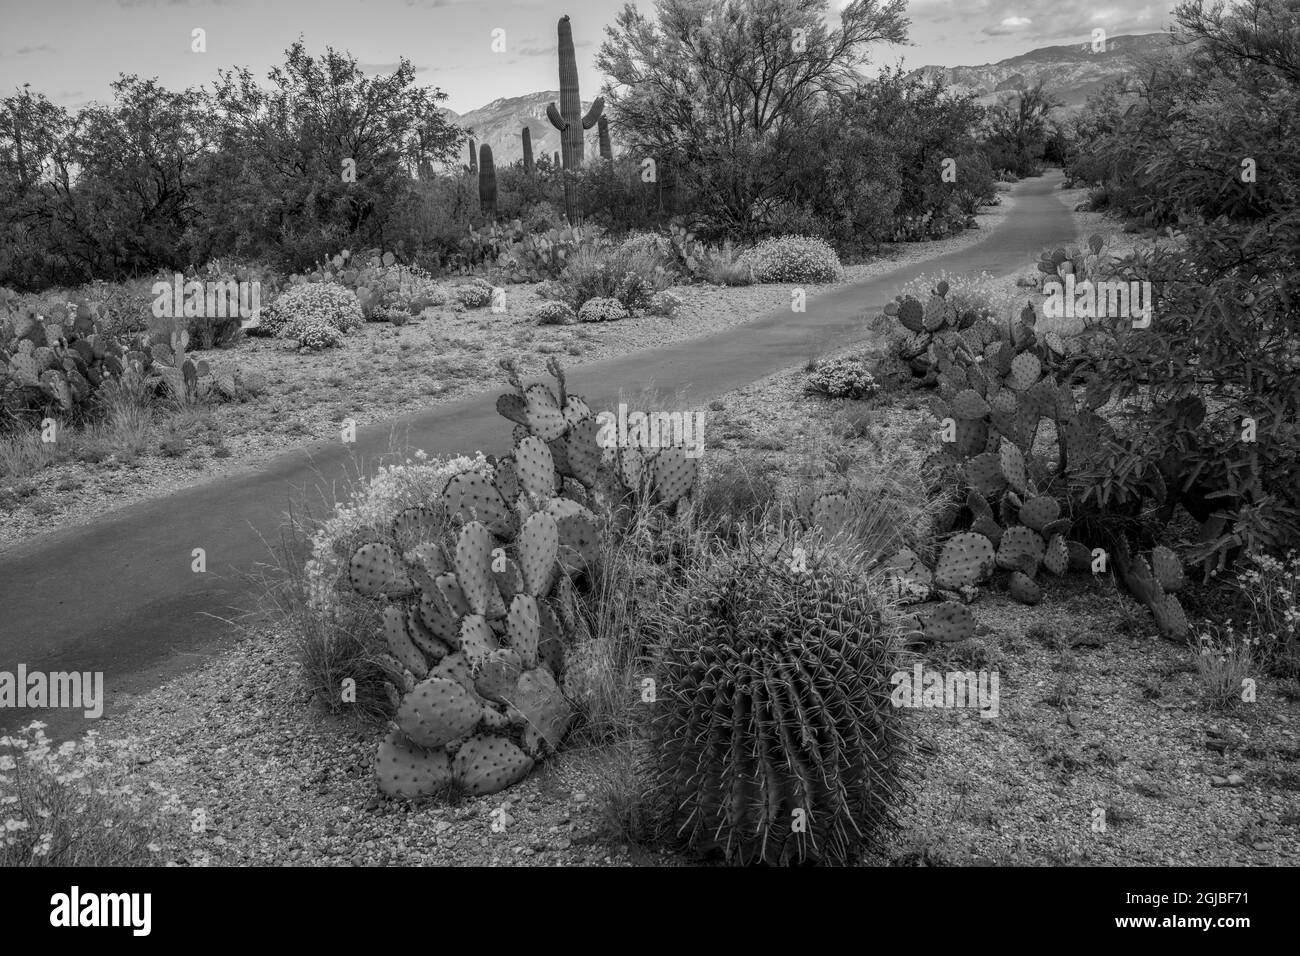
[[0, 171, 1074, 737]]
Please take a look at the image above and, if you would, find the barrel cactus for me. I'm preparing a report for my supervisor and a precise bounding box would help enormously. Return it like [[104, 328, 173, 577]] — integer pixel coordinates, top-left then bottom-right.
[[646, 532, 912, 865]]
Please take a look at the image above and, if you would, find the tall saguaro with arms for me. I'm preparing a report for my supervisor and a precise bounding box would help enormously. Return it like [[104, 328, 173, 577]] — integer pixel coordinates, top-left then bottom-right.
[[547, 14, 603, 222]]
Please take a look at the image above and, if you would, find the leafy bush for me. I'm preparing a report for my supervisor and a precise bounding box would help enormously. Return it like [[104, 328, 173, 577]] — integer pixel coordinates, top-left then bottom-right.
[[261, 282, 363, 338], [805, 357, 880, 400], [535, 301, 576, 325], [577, 297, 630, 323], [744, 235, 843, 283]]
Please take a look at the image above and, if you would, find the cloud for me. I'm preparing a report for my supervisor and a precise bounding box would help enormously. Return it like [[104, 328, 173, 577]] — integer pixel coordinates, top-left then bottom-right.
[[15, 44, 54, 55], [983, 16, 1033, 36]]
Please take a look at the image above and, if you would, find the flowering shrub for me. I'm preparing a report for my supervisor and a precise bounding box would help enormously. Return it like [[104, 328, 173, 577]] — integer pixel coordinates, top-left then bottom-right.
[[303, 451, 490, 618], [261, 282, 364, 338], [648, 290, 683, 317], [578, 297, 630, 323], [454, 279, 493, 308], [616, 232, 678, 274], [1229, 551, 1300, 674], [744, 235, 843, 283], [296, 323, 344, 350], [0, 723, 191, 866], [805, 357, 880, 400], [535, 301, 576, 325]]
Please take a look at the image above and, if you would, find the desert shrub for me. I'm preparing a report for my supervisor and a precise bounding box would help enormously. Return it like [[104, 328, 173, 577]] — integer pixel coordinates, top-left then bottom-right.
[[805, 357, 880, 400], [1226, 551, 1300, 675], [1192, 625, 1257, 708], [744, 234, 842, 283], [577, 296, 629, 323], [0, 723, 191, 866], [453, 278, 493, 308], [558, 243, 670, 312], [261, 282, 363, 338], [296, 323, 344, 350], [535, 301, 576, 325], [647, 290, 683, 317], [616, 232, 677, 273], [700, 241, 753, 286], [643, 526, 911, 864]]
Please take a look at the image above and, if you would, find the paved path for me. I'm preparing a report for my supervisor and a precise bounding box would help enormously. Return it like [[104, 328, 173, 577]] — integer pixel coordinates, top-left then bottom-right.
[[0, 171, 1073, 737]]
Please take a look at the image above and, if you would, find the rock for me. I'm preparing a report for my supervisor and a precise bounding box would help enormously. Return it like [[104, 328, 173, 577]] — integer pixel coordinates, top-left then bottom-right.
[[1210, 775, 1228, 787], [1226, 773, 1245, 787]]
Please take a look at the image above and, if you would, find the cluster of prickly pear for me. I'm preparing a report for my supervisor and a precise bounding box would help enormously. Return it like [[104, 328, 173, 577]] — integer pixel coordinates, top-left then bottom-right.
[[1116, 542, 1190, 639], [1036, 234, 1106, 286], [147, 326, 216, 403], [1, 292, 156, 417], [495, 356, 699, 525], [647, 531, 911, 865], [349, 491, 584, 797], [353, 358, 696, 799]]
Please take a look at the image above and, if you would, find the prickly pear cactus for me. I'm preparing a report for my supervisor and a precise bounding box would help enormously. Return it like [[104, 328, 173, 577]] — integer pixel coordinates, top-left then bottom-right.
[[348, 359, 699, 801]]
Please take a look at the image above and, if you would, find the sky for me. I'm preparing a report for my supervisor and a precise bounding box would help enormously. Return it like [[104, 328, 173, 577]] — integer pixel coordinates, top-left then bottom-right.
[[0, 0, 1174, 115]]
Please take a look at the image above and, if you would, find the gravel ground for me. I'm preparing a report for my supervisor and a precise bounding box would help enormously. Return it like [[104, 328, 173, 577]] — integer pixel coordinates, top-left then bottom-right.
[[93, 625, 683, 866], [84, 351, 1299, 868], [0, 190, 1013, 553]]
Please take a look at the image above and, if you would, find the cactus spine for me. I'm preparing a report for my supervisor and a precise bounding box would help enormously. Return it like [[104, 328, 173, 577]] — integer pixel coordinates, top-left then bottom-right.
[[597, 115, 612, 160], [478, 143, 497, 219], [522, 126, 535, 175]]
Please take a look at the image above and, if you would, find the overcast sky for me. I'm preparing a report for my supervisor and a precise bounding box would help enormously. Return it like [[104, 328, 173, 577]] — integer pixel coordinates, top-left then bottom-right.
[[0, 0, 1173, 115]]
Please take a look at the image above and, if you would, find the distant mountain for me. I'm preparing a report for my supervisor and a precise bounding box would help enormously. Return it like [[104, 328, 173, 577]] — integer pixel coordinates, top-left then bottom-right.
[[442, 91, 599, 168], [441, 32, 1178, 165], [905, 32, 1177, 109]]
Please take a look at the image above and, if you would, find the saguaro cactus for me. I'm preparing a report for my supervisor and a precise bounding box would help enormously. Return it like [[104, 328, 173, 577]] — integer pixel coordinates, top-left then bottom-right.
[[468, 138, 477, 173], [597, 115, 612, 160], [522, 127, 535, 176], [546, 15, 604, 171], [479, 144, 497, 219]]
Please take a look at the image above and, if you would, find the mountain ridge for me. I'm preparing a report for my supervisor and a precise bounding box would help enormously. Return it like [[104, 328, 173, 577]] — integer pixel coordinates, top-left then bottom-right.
[[443, 32, 1176, 165]]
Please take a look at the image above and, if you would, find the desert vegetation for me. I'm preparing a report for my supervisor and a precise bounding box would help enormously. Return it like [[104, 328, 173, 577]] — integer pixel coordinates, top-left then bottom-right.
[[2, 0, 1298, 871]]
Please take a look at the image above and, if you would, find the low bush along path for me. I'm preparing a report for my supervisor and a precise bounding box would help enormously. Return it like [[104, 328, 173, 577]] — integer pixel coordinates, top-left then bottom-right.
[[0, 171, 1075, 739]]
